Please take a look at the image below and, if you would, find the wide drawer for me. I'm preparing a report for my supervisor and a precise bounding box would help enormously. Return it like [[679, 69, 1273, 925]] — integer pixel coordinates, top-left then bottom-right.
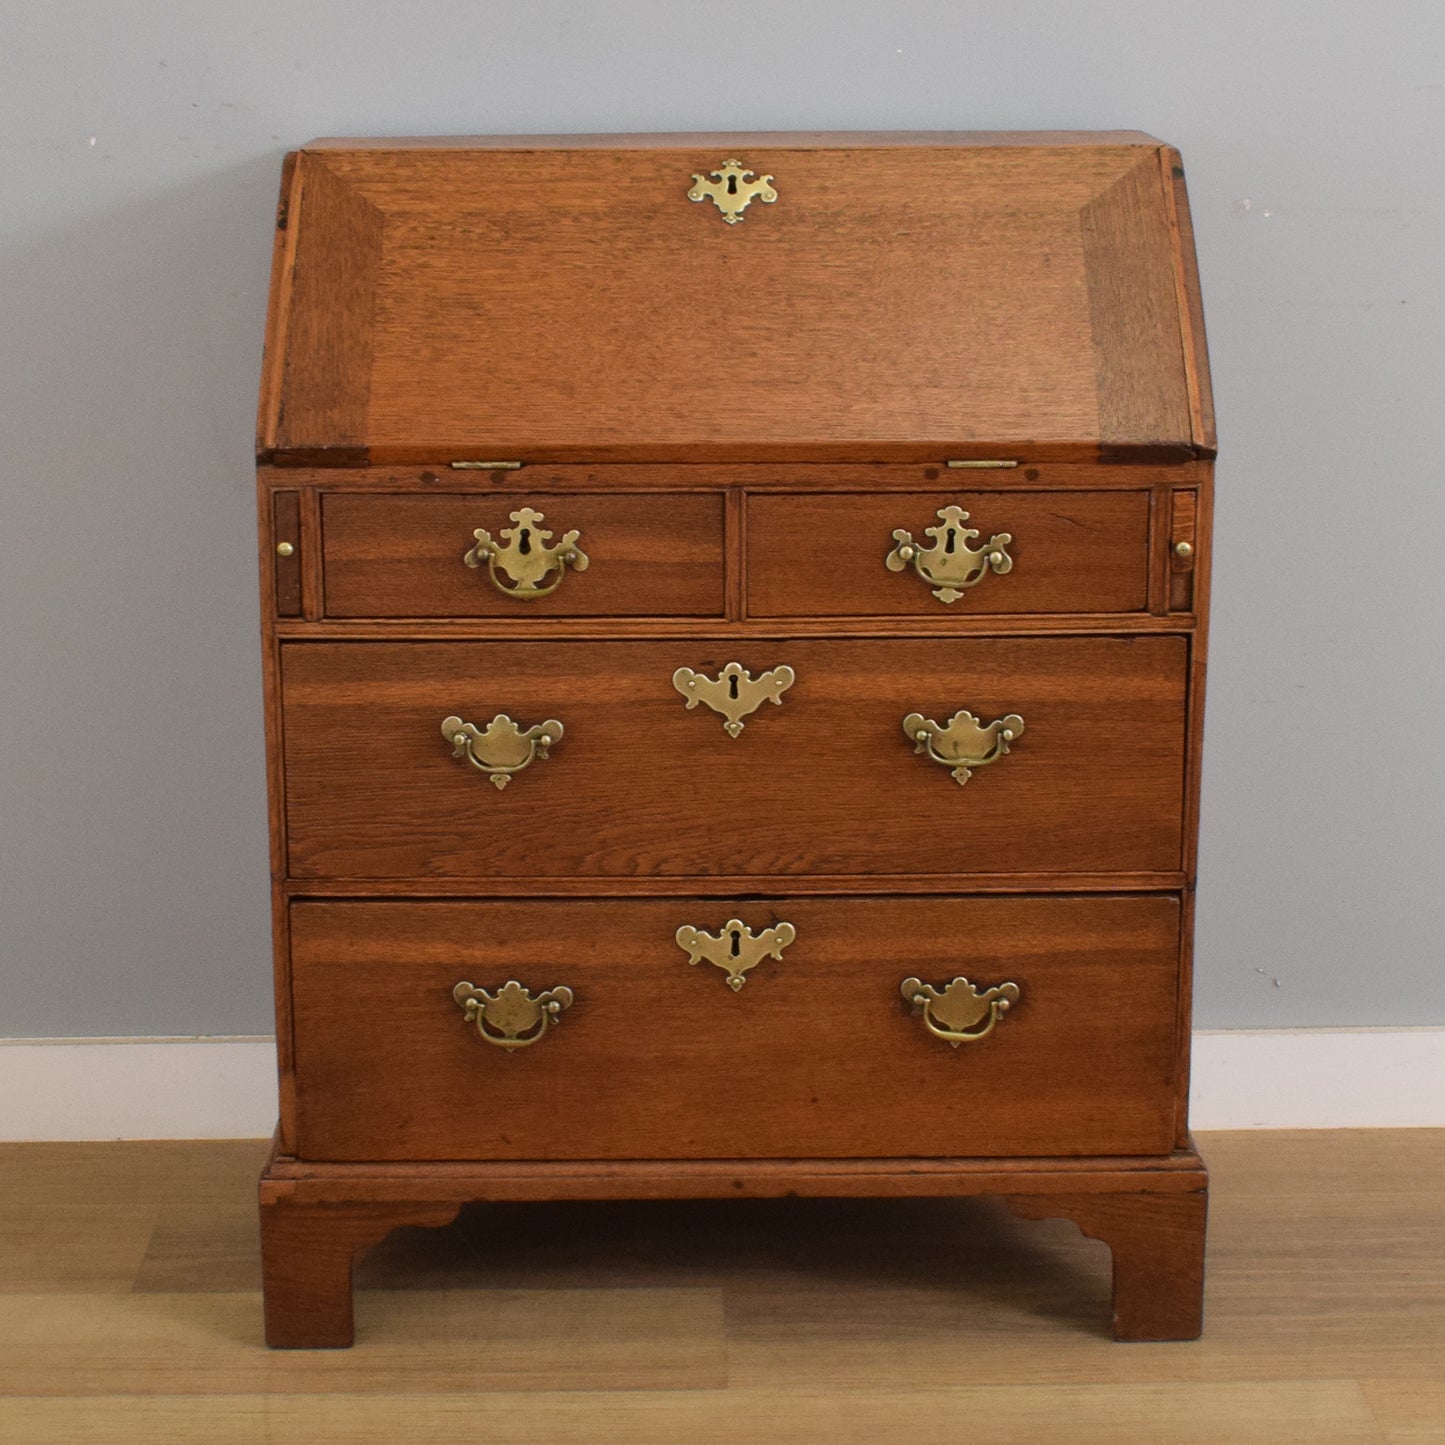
[[321, 492, 726, 617], [281, 636, 1187, 880], [289, 895, 1182, 1161], [747, 491, 1150, 616]]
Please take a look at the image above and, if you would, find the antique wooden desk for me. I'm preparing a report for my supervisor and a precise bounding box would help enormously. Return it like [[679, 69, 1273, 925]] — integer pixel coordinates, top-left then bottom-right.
[[254, 132, 1213, 1347]]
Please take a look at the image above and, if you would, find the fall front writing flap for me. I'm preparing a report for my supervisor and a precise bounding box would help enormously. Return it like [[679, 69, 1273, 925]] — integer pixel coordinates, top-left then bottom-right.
[[259, 133, 1211, 463]]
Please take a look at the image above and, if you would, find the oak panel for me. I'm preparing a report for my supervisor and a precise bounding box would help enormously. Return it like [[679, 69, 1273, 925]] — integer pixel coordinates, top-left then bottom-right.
[[321, 492, 726, 618], [287, 895, 1181, 1161], [260, 459, 1211, 495], [280, 636, 1188, 881], [747, 490, 1150, 617], [271, 492, 302, 616], [264, 140, 1194, 460]]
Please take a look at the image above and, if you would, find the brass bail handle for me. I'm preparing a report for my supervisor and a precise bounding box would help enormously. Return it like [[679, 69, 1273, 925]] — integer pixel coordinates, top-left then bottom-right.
[[904, 709, 1024, 786], [453, 980, 574, 1051], [900, 977, 1020, 1047], [464, 506, 588, 600], [441, 714, 563, 790], [886, 504, 1013, 604]]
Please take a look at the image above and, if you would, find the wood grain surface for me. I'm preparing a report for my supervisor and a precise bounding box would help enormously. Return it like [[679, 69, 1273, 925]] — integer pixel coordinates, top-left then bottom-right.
[[259, 459, 1213, 494], [0, 1131, 1438, 1439], [279, 636, 1188, 880], [286, 894, 1182, 1162], [271, 491, 302, 616], [1008, 1189, 1206, 1340], [321, 491, 727, 618], [747, 489, 1150, 616], [260, 140, 1198, 461], [252, 132, 1217, 1357]]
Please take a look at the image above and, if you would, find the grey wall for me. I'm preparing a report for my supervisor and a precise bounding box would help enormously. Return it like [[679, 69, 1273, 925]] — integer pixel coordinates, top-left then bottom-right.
[[2, 2, 1442, 1037]]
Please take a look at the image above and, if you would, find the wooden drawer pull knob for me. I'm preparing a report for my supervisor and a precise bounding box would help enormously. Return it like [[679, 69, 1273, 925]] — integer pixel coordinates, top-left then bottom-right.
[[453, 980, 574, 1051], [885, 504, 1013, 603], [441, 713, 563, 790], [463, 506, 588, 599], [676, 918, 797, 991], [901, 976, 1020, 1047], [673, 662, 795, 738], [903, 709, 1024, 786]]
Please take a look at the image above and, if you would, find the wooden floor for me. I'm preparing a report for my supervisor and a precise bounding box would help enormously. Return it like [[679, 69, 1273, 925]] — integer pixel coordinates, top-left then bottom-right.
[[0, 1132, 1440, 1443]]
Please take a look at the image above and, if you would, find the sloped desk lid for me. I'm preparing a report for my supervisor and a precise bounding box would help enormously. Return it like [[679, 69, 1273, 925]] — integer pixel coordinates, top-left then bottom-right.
[[258, 132, 1212, 464]]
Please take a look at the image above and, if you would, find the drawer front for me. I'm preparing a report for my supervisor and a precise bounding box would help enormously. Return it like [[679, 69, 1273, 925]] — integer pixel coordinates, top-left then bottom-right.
[[747, 491, 1150, 616], [290, 895, 1182, 1161], [281, 636, 1187, 880], [321, 492, 726, 617]]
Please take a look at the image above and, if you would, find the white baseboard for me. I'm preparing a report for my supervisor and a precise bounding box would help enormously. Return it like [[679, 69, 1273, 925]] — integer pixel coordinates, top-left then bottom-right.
[[0, 1029, 1441, 1141], [1190, 1027, 1445, 1129], [0, 1037, 278, 1142]]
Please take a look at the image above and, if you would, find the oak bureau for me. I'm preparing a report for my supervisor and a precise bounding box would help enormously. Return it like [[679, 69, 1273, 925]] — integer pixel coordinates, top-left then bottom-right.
[[255, 132, 1213, 1347]]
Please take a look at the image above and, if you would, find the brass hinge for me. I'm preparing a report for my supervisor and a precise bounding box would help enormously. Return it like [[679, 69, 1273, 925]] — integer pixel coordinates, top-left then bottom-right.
[[451, 460, 523, 470], [946, 459, 1019, 470]]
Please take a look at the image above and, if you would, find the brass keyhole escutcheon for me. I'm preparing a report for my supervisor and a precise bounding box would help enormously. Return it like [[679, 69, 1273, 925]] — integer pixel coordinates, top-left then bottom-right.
[[673, 662, 795, 737], [676, 918, 797, 991], [687, 159, 777, 225], [886, 504, 1013, 604], [463, 506, 588, 600]]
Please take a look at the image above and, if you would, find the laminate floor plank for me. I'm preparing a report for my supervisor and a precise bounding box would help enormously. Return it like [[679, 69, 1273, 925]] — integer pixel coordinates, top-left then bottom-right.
[[1362, 1380, 1445, 1444], [0, 1289, 727, 1396], [0, 1131, 1439, 1443], [0, 1382, 1387, 1445]]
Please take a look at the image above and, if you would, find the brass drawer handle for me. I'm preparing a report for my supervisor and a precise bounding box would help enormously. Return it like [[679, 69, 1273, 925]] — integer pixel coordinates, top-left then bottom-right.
[[463, 506, 588, 599], [904, 709, 1024, 786], [441, 713, 563, 790], [673, 662, 795, 738], [453, 980, 574, 1051], [886, 505, 1012, 603], [676, 918, 797, 991], [901, 976, 1020, 1047]]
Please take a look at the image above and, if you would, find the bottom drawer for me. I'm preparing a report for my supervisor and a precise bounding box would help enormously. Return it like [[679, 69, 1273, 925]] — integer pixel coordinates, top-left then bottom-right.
[[288, 895, 1182, 1162]]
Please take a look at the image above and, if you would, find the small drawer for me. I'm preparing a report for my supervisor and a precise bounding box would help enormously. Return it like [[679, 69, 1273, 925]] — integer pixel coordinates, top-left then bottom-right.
[[289, 895, 1182, 1162], [747, 491, 1150, 616], [321, 492, 726, 618]]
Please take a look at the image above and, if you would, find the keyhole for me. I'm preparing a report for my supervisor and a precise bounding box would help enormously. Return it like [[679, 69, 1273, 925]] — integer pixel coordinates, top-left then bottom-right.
[[517, 528, 532, 555], [727, 174, 738, 195], [728, 674, 740, 701], [944, 527, 957, 555], [729, 928, 741, 958]]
